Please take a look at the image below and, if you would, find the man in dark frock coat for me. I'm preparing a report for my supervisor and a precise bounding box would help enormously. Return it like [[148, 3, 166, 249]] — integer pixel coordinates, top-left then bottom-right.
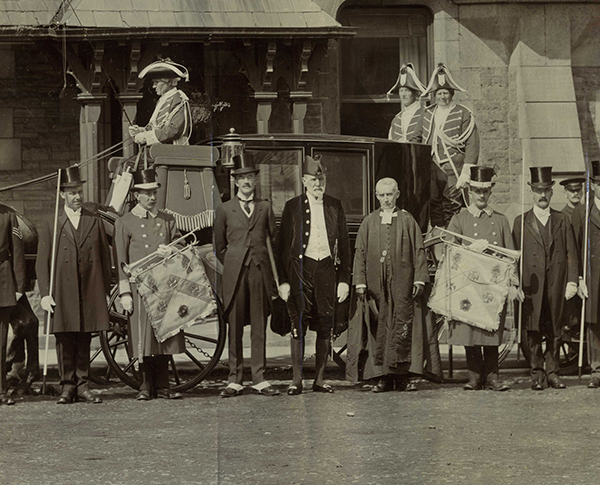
[[36, 167, 111, 404], [214, 154, 279, 397], [513, 167, 579, 390], [276, 155, 352, 395], [0, 202, 25, 405]]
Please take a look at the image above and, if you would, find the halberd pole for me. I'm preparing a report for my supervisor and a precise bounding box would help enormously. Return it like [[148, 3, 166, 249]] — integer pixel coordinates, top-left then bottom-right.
[[578, 160, 591, 381], [517, 151, 526, 362]]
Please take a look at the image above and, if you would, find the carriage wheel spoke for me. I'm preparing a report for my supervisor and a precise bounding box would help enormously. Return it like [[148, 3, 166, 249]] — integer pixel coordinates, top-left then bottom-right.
[[170, 356, 182, 385], [185, 350, 206, 370], [122, 357, 138, 374]]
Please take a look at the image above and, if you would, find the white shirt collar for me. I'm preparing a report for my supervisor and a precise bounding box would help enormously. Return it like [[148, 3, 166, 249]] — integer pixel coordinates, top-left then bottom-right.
[[533, 205, 551, 225], [306, 192, 324, 205], [402, 101, 420, 116], [468, 204, 493, 218], [131, 203, 158, 219], [64, 206, 81, 217]]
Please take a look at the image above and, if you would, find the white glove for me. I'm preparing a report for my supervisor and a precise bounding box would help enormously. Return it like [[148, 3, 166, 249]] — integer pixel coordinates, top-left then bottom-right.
[[128, 125, 143, 137], [412, 282, 425, 299], [278, 283, 290, 302], [337, 282, 349, 303], [120, 293, 133, 314], [456, 163, 475, 189], [469, 239, 489, 253], [41, 295, 56, 314], [15, 292, 23, 301], [578, 279, 589, 300], [508, 286, 525, 303], [565, 282, 578, 301], [156, 244, 174, 258], [134, 132, 147, 144]]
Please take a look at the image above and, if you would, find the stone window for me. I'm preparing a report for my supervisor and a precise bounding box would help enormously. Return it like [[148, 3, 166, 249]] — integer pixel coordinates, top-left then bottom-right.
[[338, 6, 432, 138]]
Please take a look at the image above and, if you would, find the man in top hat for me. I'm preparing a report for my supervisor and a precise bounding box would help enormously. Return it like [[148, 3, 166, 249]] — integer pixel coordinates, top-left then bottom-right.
[[0, 200, 25, 405], [352, 177, 428, 393], [571, 161, 600, 388], [36, 167, 111, 404], [276, 156, 352, 395], [446, 166, 522, 391], [214, 154, 279, 397], [560, 176, 586, 220], [387, 63, 426, 142], [512, 166, 579, 390], [411, 63, 480, 228], [114, 169, 185, 401], [129, 59, 192, 146]]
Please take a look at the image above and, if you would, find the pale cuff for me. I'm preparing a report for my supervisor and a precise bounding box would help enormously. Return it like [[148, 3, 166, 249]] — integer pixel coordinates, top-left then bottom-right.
[[145, 130, 160, 146], [251, 381, 271, 391], [119, 279, 132, 295], [227, 383, 245, 391]]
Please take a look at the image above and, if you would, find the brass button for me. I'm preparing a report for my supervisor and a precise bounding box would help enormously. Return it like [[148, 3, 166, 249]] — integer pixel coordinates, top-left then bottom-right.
[[382, 250, 388, 256], [474, 223, 478, 227], [380, 257, 385, 263], [142, 234, 147, 238], [299, 255, 303, 259], [159, 233, 164, 237], [474, 233, 478, 237], [144, 244, 149, 248], [141, 224, 145, 228], [303, 244, 306, 248], [305, 232, 309, 236], [306, 209, 310, 213], [306, 220, 310, 224], [492, 232, 497, 236]]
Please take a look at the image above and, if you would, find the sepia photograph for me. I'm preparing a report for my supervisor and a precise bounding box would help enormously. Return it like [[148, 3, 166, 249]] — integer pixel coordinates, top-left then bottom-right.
[[0, 1, 599, 484]]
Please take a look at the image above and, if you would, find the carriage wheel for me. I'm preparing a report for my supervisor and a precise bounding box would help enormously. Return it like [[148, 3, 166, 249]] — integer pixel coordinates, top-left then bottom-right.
[[88, 331, 125, 386], [99, 285, 227, 392]]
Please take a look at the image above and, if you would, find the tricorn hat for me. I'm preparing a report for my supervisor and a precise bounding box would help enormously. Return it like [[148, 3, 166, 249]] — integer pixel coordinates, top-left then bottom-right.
[[303, 155, 326, 176], [559, 176, 586, 191], [139, 59, 189, 82], [386, 63, 426, 96], [528, 166, 555, 189], [231, 153, 258, 176], [59, 166, 85, 188], [591, 161, 600, 183], [422, 63, 467, 97], [132, 169, 161, 190], [468, 166, 495, 188]]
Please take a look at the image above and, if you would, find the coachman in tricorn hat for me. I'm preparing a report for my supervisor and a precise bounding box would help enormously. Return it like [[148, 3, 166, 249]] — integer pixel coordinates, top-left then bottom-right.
[[36, 166, 112, 404], [513, 166, 580, 391], [276, 155, 352, 395], [129, 59, 192, 146], [411, 63, 480, 228], [445, 166, 523, 392], [214, 152, 280, 397]]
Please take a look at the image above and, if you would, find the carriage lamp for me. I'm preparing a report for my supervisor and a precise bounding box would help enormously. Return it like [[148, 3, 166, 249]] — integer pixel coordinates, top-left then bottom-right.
[[221, 127, 245, 169]]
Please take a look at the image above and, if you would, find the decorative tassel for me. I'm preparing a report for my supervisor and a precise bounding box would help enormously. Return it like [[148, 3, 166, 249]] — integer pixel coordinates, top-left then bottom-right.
[[183, 169, 191, 199]]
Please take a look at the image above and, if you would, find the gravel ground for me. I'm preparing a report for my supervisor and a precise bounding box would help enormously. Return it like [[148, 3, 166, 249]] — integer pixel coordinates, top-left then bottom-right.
[[0, 373, 598, 485]]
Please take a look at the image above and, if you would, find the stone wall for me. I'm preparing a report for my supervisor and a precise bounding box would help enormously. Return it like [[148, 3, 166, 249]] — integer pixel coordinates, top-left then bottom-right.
[[0, 42, 79, 227]]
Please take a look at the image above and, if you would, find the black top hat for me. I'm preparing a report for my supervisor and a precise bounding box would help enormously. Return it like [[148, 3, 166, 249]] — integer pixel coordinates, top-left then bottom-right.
[[591, 161, 600, 182], [559, 176, 586, 190], [303, 155, 326, 176], [468, 166, 495, 187], [132, 169, 161, 190], [59, 166, 85, 188], [528, 166, 555, 189], [231, 153, 258, 176]]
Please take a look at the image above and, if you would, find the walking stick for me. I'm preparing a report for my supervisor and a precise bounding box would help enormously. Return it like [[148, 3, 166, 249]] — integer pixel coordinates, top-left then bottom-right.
[[42, 169, 62, 395], [516, 151, 526, 362], [578, 169, 591, 381]]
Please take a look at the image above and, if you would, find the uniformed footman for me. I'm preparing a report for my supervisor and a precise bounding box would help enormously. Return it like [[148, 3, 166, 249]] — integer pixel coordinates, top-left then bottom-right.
[[387, 63, 426, 142]]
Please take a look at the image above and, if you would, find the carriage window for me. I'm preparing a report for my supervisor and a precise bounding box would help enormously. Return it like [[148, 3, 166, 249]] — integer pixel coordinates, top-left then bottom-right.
[[312, 149, 367, 218], [247, 149, 302, 216]]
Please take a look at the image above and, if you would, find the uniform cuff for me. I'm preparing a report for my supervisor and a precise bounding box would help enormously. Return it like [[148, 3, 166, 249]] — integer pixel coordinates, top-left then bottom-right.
[[119, 279, 131, 295]]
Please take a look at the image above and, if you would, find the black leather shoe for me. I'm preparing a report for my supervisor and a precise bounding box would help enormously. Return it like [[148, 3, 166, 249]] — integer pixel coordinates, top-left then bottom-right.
[[313, 383, 334, 393], [156, 389, 183, 400], [220, 387, 242, 398], [0, 394, 16, 405], [463, 380, 481, 391], [487, 379, 510, 392], [136, 390, 152, 401], [531, 380, 544, 391], [373, 377, 393, 393], [547, 376, 566, 389], [287, 385, 302, 396], [588, 377, 600, 389], [252, 386, 280, 396], [57, 391, 74, 404], [78, 390, 103, 403]]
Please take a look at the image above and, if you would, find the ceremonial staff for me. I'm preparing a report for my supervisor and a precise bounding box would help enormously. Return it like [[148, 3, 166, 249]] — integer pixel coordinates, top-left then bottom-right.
[[578, 162, 591, 380], [42, 169, 62, 394], [517, 151, 526, 362]]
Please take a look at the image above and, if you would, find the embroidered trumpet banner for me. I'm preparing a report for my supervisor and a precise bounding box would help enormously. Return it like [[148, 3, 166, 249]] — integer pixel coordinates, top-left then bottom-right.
[[428, 243, 513, 332], [135, 246, 217, 342]]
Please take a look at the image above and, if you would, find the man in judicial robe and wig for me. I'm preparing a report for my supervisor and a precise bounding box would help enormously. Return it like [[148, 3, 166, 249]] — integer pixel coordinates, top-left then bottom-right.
[[352, 178, 429, 392], [129, 59, 192, 146], [446, 166, 522, 391], [387, 63, 426, 142], [411, 64, 480, 228]]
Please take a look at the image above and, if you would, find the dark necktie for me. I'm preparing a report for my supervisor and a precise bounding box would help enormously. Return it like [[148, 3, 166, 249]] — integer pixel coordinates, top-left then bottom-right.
[[243, 199, 252, 214]]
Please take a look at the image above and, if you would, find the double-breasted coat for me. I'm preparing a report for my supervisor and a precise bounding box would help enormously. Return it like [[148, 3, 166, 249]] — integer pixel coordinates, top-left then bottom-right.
[[114, 207, 185, 357], [214, 196, 276, 315], [512, 209, 579, 332], [352, 209, 428, 370], [276, 194, 351, 287], [36, 209, 111, 333], [0, 206, 25, 308], [446, 207, 515, 346]]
